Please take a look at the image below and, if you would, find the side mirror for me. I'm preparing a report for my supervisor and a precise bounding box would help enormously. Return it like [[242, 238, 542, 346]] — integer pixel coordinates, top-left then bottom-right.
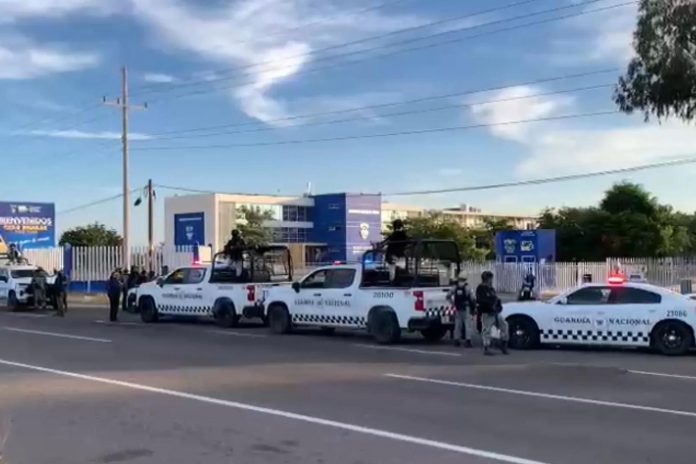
[[0, 276, 6, 283], [292, 281, 301, 293], [557, 297, 568, 305], [156, 277, 164, 287]]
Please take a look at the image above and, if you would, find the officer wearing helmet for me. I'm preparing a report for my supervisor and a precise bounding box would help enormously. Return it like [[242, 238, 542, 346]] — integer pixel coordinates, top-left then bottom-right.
[[476, 270, 509, 355], [447, 273, 476, 347], [224, 229, 246, 278], [381, 219, 408, 282]]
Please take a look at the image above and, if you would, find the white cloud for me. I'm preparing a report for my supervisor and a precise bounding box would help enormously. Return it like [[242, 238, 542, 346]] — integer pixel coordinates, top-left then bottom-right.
[[130, 0, 426, 124], [516, 121, 696, 177], [0, 39, 99, 79], [550, 2, 638, 65], [26, 129, 154, 140], [469, 86, 575, 142], [0, 0, 120, 22], [143, 72, 177, 83]]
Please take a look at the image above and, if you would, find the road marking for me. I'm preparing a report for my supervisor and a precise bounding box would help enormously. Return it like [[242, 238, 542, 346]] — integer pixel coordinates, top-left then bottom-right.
[[0, 358, 547, 464], [2, 327, 112, 343], [354, 344, 461, 357], [628, 369, 696, 381], [94, 320, 142, 326], [1, 313, 48, 318], [207, 330, 268, 338], [385, 373, 696, 419]]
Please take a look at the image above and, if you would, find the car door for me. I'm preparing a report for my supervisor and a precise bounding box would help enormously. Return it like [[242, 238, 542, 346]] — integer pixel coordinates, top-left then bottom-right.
[[180, 267, 209, 316], [601, 286, 659, 347], [159, 268, 186, 314], [0, 268, 8, 302], [550, 286, 611, 344], [294, 269, 328, 323], [321, 268, 358, 326]]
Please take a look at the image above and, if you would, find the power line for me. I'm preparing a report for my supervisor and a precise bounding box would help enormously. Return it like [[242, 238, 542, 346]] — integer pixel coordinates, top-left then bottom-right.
[[384, 155, 696, 196], [146, 83, 613, 141], [148, 68, 618, 137], [133, 0, 548, 98], [138, 0, 632, 103], [57, 186, 142, 215], [135, 110, 619, 150]]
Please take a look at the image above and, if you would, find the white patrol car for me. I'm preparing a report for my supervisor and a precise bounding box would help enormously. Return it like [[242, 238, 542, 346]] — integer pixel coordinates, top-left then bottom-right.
[[0, 263, 55, 311], [263, 240, 460, 344], [503, 280, 696, 355], [136, 247, 293, 327]]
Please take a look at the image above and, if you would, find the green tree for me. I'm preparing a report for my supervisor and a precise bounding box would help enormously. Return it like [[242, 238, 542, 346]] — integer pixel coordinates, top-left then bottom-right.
[[59, 222, 122, 247], [236, 205, 274, 247], [614, 0, 696, 120], [402, 212, 485, 260], [472, 217, 514, 259]]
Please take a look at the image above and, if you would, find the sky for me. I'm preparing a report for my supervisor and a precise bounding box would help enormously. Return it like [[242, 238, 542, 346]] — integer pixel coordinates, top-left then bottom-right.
[[1, 0, 695, 245]]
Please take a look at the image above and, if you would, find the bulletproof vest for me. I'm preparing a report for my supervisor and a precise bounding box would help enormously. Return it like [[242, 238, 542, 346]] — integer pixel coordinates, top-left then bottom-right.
[[453, 286, 471, 311]]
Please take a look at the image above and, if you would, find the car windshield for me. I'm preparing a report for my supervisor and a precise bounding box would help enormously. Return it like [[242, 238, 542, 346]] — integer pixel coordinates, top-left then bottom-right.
[[11, 269, 36, 279]]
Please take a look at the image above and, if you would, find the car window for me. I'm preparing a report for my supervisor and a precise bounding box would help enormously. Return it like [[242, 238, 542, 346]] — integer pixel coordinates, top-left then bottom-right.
[[164, 268, 185, 285], [611, 287, 661, 304], [565, 287, 611, 305], [184, 268, 207, 284], [302, 270, 328, 289], [325, 269, 356, 289], [10, 269, 36, 279]]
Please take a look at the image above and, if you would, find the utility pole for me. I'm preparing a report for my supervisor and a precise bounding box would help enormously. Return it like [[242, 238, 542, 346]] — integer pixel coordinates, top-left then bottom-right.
[[103, 66, 147, 270], [147, 178, 154, 273]]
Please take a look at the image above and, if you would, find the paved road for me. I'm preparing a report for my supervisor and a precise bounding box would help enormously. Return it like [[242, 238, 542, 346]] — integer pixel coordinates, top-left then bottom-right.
[[0, 307, 695, 464]]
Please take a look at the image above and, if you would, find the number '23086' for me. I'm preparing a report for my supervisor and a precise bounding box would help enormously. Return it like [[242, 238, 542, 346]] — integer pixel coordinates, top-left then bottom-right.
[[667, 310, 688, 318]]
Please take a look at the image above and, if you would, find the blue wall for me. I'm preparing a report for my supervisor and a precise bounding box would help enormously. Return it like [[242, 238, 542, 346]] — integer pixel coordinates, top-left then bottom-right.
[[311, 193, 381, 262], [495, 229, 556, 263]]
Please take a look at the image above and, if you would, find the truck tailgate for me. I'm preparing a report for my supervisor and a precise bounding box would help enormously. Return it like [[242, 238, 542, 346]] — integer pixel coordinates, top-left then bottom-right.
[[416, 287, 455, 323]]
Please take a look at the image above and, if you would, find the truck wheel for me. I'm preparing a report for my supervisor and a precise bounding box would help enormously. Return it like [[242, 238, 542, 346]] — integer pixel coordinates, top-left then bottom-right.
[[371, 311, 401, 344], [420, 325, 448, 342], [213, 301, 238, 328], [7, 291, 19, 312], [652, 321, 693, 356], [140, 298, 158, 323], [507, 316, 540, 350], [268, 304, 292, 334]]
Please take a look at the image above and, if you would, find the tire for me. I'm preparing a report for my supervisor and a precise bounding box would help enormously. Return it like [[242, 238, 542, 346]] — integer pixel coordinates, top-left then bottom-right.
[[420, 325, 448, 343], [507, 316, 540, 350], [140, 297, 159, 323], [213, 300, 238, 328], [652, 321, 694, 356], [371, 311, 401, 345], [268, 304, 292, 334], [7, 291, 19, 312], [320, 327, 336, 335]]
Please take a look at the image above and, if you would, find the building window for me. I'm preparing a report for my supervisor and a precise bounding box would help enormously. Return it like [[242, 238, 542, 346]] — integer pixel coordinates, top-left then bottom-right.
[[282, 205, 311, 222], [271, 227, 309, 243]]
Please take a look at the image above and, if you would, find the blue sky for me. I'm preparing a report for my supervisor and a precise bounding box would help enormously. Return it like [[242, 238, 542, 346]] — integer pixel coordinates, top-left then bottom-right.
[[1, 0, 694, 244]]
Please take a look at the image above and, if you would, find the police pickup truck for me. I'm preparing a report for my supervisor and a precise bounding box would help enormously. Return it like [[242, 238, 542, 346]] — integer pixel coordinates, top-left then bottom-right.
[[503, 278, 696, 355], [263, 240, 460, 344], [136, 246, 292, 327], [0, 262, 56, 311]]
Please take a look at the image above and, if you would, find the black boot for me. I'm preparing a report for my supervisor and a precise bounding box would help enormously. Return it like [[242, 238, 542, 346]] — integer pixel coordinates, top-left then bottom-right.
[[501, 341, 509, 355], [453, 339, 461, 347], [464, 339, 473, 348], [483, 346, 494, 356]]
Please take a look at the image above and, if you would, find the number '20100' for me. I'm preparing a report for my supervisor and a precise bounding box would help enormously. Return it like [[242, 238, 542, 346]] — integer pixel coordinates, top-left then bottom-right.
[[667, 310, 687, 318]]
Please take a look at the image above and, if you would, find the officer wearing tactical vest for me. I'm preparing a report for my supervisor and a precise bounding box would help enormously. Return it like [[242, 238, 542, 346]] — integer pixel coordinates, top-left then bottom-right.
[[448, 274, 476, 347], [476, 271, 509, 355]]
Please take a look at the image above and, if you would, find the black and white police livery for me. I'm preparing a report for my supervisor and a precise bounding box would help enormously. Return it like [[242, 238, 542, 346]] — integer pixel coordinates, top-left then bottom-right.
[[503, 278, 696, 355]]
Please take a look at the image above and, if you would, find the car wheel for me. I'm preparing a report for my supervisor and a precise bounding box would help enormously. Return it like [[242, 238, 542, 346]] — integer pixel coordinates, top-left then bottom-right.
[[652, 321, 693, 356], [213, 301, 238, 328], [7, 291, 19, 312], [507, 316, 540, 350], [268, 304, 292, 334], [140, 298, 158, 323], [420, 325, 448, 342], [371, 311, 401, 345]]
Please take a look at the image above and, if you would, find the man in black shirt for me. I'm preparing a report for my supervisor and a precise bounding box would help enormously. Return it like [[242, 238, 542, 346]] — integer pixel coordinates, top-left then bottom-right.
[[476, 271, 509, 355], [224, 229, 246, 278], [381, 219, 408, 282]]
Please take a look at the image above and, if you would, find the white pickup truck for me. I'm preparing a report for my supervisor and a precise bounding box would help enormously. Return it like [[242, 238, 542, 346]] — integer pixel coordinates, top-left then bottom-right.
[[0, 263, 57, 311], [263, 240, 460, 344], [136, 246, 293, 327]]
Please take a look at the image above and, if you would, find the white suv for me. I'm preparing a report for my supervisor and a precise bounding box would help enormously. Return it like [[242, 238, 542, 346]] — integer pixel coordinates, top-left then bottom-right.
[[0, 265, 43, 310]]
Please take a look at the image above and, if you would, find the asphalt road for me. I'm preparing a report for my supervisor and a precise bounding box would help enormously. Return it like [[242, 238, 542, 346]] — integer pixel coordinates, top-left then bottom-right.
[[0, 306, 695, 464]]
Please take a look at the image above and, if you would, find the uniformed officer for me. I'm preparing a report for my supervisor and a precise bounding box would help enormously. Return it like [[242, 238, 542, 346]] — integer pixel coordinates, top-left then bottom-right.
[[380, 219, 408, 282], [31, 267, 48, 310], [224, 229, 246, 278], [448, 274, 476, 347], [476, 271, 509, 355]]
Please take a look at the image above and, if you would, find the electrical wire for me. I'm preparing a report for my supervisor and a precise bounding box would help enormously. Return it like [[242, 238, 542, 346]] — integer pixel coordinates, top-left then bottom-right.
[[57, 186, 144, 215], [147, 68, 618, 137], [133, 0, 549, 98], [146, 83, 613, 141], [134, 110, 619, 150]]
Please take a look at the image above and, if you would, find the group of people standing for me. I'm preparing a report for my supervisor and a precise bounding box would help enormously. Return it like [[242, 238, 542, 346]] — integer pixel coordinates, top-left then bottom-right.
[[106, 267, 156, 322], [28, 268, 68, 317], [448, 270, 509, 355]]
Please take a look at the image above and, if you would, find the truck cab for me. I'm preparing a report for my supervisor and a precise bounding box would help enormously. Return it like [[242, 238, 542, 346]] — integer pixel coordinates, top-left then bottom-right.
[[264, 239, 460, 344], [137, 245, 293, 326]]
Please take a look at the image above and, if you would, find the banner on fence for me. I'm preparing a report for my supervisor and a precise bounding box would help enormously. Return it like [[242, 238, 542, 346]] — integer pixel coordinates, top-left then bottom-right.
[[0, 201, 55, 250]]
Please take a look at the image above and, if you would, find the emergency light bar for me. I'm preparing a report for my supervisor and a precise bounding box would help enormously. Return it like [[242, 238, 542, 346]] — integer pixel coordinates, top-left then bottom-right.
[[607, 274, 626, 285]]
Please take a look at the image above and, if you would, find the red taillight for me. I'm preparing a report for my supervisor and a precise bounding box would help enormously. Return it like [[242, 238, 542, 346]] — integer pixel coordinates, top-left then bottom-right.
[[246, 285, 256, 302], [413, 290, 424, 311], [608, 274, 625, 285]]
